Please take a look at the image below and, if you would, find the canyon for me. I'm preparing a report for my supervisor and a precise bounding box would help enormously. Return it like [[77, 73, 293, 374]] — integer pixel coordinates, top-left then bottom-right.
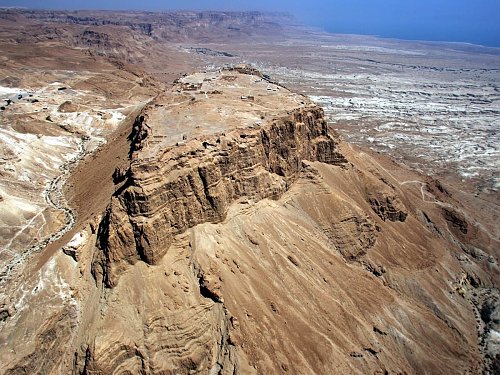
[[0, 9, 498, 375]]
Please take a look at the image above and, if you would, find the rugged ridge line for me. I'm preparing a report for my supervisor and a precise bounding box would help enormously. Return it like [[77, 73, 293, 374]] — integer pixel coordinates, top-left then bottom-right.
[[93, 106, 347, 287]]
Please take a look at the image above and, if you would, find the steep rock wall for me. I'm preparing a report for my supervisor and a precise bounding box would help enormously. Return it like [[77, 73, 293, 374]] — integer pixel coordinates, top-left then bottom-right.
[[93, 106, 347, 287]]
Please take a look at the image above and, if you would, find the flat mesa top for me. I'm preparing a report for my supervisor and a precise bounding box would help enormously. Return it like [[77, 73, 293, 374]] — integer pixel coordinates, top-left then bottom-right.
[[142, 68, 309, 157]]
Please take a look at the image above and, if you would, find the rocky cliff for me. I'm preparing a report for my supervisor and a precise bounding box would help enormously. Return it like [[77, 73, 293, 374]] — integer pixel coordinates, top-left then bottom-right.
[[3, 9, 294, 46], [93, 105, 347, 287], [1, 68, 497, 375]]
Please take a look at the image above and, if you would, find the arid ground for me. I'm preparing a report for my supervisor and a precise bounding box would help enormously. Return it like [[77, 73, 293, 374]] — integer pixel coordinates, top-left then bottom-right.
[[0, 9, 498, 374]]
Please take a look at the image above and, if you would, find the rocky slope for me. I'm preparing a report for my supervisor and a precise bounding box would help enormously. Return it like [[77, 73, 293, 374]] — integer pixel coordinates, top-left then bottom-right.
[[20, 9, 294, 43], [94, 104, 346, 287], [0, 9, 295, 76], [2, 68, 497, 374], [0, 11, 498, 372]]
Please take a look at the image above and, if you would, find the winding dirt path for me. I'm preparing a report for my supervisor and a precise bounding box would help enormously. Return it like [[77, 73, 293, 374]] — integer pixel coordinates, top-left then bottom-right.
[[0, 135, 98, 291], [357, 150, 499, 243]]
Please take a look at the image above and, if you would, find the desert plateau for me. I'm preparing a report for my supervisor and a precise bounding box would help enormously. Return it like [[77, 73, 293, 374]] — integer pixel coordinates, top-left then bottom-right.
[[0, 8, 498, 375]]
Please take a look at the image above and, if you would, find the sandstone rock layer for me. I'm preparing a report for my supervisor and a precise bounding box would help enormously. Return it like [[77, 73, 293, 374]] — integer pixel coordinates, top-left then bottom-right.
[[1, 68, 498, 375], [94, 103, 346, 287]]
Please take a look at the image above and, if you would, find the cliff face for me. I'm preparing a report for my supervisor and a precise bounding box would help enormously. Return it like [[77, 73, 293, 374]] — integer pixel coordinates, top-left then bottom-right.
[[2, 68, 497, 375], [93, 106, 347, 287], [3, 9, 293, 55], [78, 70, 494, 375]]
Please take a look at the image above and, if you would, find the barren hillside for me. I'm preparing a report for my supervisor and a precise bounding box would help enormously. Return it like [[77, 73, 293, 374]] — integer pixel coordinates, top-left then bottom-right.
[[0, 9, 498, 375]]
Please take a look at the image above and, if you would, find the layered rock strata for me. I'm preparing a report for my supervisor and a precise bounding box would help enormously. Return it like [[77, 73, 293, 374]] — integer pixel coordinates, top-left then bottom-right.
[[94, 105, 346, 287], [2, 67, 497, 375]]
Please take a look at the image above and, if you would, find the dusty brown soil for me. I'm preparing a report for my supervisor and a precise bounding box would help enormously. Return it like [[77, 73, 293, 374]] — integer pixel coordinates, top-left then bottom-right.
[[0, 9, 498, 375]]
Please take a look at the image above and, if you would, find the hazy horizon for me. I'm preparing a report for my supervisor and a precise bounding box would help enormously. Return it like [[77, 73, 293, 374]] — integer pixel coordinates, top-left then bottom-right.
[[1, 0, 500, 47]]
